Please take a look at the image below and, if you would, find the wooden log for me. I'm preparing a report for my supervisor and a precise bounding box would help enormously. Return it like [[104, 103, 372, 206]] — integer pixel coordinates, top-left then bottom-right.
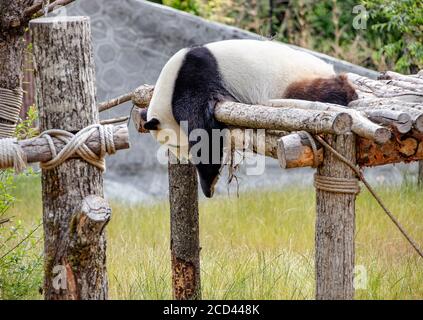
[[97, 84, 154, 112], [269, 99, 391, 143], [132, 84, 154, 108], [0, 124, 129, 169], [31, 16, 108, 300], [168, 152, 201, 300], [277, 132, 324, 169], [98, 92, 132, 112], [357, 130, 423, 167], [315, 133, 356, 300], [215, 102, 352, 134], [100, 116, 129, 125], [379, 71, 423, 87], [359, 109, 412, 134], [228, 129, 325, 169], [347, 72, 423, 103], [349, 99, 423, 132], [262, 130, 423, 168]]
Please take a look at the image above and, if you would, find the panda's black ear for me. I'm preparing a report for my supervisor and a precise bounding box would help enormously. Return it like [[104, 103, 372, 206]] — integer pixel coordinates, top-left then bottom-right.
[[143, 118, 160, 130]]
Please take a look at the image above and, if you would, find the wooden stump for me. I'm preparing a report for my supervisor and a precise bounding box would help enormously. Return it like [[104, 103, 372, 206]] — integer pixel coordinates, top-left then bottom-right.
[[315, 133, 356, 300], [168, 152, 201, 300], [31, 16, 109, 300]]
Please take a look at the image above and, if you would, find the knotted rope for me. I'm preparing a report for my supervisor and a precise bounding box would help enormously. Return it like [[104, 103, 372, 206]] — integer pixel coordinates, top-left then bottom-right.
[[303, 132, 423, 259], [0, 124, 116, 172], [0, 138, 27, 172], [0, 87, 23, 138], [40, 124, 116, 171]]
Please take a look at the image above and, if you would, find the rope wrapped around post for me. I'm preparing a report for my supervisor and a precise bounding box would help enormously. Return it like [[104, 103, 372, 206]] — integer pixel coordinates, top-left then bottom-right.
[[0, 87, 23, 138], [314, 174, 360, 194], [0, 124, 117, 172]]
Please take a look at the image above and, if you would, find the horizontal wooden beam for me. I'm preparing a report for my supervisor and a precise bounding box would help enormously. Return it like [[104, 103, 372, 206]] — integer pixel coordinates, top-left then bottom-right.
[[215, 102, 352, 134], [0, 124, 129, 169], [269, 99, 391, 143]]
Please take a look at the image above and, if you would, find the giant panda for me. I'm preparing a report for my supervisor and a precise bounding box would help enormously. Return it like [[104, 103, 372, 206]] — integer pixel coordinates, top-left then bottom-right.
[[144, 39, 357, 198]]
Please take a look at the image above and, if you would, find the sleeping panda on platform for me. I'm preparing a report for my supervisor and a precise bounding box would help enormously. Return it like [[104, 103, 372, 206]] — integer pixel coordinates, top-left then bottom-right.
[[144, 39, 357, 198]]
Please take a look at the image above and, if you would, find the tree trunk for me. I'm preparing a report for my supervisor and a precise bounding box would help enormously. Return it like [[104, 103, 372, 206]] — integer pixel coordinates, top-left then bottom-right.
[[168, 152, 201, 300], [315, 133, 356, 300], [0, 0, 28, 137], [31, 16, 109, 300]]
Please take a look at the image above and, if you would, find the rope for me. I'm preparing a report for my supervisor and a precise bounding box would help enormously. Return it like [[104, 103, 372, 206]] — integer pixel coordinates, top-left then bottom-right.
[[313, 134, 423, 260], [40, 124, 116, 171], [314, 174, 360, 194], [0, 87, 23, 138], [0, 138, 27, 172]]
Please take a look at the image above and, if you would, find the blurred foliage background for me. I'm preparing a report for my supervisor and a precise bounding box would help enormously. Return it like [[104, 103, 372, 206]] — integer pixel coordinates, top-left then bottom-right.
[[154, 0, 422, 74]]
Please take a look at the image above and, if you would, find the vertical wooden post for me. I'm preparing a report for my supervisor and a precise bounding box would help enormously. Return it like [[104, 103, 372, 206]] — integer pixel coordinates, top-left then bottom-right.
[[315, 133, 356, 300], [0, 0, 27, 138], [31, 16, 109, 300], [168, 152, 201, 300], [418, 161, 423, 187]]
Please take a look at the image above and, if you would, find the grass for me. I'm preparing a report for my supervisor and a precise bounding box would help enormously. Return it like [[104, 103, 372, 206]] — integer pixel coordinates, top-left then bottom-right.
[[3, 174, 423, 299]]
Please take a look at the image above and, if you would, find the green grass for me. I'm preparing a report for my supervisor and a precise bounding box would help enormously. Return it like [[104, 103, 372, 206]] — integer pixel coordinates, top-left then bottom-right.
[[4, 175, 423, 299]]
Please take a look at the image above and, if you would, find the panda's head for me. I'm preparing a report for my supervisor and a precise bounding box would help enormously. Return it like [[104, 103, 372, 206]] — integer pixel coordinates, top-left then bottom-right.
[[144, 48, 191, 161], [144, 114, 190, 163]]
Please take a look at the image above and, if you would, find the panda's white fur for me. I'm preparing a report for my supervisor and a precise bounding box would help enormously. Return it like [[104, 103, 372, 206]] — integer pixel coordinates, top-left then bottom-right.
[[147, 47, 190, 159], [204, 40, 335, 105]]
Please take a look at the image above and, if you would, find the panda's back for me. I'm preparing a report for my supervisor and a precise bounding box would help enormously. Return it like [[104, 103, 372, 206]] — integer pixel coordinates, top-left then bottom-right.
[[205, 39, 335, 104]]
